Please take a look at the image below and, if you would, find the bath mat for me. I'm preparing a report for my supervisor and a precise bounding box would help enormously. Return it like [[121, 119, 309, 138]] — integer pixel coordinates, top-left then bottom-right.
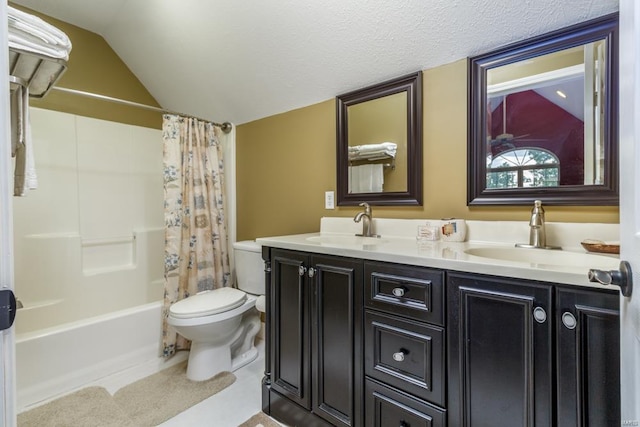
[[17, 386, 135, 427], [238, 412, 282, 427], [18, 361, 235, 427], [113, 361, 236, 426]]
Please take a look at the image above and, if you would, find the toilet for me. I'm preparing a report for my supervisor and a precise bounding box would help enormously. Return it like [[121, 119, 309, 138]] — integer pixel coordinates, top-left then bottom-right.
[[167, 240, 264, 381]]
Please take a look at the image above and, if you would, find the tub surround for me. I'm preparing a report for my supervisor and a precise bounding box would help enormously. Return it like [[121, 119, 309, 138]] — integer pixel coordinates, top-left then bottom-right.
[[256, 217, 620, 288]]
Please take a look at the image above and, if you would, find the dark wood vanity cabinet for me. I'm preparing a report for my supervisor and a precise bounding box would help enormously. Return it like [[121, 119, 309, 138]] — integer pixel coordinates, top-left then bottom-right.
[[447, 272, 620, 427], [263, 247, 620, 427], [265, 248, 363, 427]]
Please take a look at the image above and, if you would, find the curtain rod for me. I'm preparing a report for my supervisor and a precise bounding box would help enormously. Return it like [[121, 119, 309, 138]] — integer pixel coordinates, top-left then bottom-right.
[[51, 86, 233, 133]]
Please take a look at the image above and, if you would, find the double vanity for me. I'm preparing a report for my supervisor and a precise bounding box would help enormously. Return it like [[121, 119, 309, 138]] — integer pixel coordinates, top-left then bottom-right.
[[257, 218, 621, 427]]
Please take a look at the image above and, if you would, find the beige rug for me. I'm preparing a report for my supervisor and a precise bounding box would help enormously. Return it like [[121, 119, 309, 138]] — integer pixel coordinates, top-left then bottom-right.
[[238, 412, 282, 427], [18, 361, 235, 427], [17, 387, 135, 427]]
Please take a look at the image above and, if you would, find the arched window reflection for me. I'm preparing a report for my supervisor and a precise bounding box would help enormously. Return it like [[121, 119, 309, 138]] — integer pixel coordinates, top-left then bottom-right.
[[487, 148, 560, 189]]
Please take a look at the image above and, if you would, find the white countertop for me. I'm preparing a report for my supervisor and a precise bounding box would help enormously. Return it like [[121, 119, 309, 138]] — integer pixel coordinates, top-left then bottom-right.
[[256, 218, 621, 290]]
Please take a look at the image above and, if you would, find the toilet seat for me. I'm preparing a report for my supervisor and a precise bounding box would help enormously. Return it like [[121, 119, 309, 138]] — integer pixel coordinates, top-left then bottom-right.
[[169, 287, 247, 319]]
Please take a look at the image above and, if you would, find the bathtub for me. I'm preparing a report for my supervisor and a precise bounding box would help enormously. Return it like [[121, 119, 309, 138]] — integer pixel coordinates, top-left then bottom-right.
[[16, 301, 170, 411], [14, 228, 166, 411]]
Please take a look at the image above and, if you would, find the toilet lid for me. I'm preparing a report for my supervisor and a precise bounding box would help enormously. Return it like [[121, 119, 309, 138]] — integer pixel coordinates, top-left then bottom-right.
[[169, 287, 247, 319]]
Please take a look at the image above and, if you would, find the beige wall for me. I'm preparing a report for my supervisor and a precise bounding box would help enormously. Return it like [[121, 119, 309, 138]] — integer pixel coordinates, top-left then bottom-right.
[[10, 4, 162, 129], [236, 60, 618, 241]]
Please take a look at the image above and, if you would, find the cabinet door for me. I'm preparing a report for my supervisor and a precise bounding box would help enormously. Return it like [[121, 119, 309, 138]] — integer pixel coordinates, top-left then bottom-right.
[[556, 287, 620, 427], [270, 249, 311, 409], [448, 273, 553, 427], [311, 255, 363, 427]]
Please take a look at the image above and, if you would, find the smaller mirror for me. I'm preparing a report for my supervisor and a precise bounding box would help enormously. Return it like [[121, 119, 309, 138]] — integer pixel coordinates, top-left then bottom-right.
[[468, 13, 618, 205], [337, 71, 422, 206]]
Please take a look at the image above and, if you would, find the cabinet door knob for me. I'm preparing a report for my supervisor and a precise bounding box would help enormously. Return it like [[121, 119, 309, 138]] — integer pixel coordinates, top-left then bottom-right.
[[392, 350, 407, 362], [533, 307, 547, 323], [392, 287, 406, 297], [399, 422, 409, 427], [562, 312, 577, 329], [298, 266, 307, 276], [308, 267, 316, 278]]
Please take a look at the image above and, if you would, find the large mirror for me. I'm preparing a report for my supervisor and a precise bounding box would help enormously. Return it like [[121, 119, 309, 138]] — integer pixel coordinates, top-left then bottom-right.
[[468, 13, 618, 205], [337, 71, 422, 206]]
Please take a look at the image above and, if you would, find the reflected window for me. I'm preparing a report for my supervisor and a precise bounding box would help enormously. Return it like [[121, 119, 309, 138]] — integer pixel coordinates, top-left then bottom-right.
[[487, 148, 559, 189]]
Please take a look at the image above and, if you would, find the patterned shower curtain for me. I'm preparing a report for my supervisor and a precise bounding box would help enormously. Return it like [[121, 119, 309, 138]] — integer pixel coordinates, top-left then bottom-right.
[[161, 114, 231, 357]]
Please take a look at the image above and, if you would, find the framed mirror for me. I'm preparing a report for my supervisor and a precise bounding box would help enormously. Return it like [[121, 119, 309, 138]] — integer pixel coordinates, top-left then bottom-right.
[[336, 71, 422, 206], [468, 13, 618, 206]]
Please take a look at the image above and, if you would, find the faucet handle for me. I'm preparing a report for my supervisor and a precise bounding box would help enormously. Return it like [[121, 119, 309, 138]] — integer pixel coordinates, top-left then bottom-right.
[[359, 202, 371, 215]]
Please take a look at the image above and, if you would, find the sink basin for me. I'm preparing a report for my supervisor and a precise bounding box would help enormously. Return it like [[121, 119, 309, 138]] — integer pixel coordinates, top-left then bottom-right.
[[464, 247, 619, 269], [305, 235, 389, 246]]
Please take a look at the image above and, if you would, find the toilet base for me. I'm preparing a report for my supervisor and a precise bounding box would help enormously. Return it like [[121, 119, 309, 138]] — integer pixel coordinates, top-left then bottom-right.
[[184, 311, 261, 381], [187, 341, 232, 381], [231, 346, 258, 371]]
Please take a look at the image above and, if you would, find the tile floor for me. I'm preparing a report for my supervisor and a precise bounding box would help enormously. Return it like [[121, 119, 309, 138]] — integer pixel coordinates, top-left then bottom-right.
[[91, 340, 272, 427]]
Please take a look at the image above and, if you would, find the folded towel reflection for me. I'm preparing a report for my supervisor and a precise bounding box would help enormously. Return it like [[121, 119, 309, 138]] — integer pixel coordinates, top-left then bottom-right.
[[348, 164, 384, 193], [349, 142, 397, 161]]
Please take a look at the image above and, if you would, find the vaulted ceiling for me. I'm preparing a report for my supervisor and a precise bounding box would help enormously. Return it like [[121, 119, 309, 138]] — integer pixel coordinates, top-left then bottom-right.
[[11, 0, 618, 125]]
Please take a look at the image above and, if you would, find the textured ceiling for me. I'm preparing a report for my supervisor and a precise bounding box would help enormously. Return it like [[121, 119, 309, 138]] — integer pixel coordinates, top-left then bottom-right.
[[11, 0, 619, 125]]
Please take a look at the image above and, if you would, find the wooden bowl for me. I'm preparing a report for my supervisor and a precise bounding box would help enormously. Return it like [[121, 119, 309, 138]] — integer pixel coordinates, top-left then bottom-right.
[[581, 240, 620, 254]]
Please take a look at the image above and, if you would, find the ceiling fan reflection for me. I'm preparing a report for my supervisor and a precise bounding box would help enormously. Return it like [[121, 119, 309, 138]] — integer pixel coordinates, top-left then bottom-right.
[[490, 95, 548, 146]]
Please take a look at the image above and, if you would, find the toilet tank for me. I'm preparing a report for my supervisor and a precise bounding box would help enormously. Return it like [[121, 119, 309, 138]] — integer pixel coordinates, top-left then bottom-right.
[[233, 240, 264, 295]]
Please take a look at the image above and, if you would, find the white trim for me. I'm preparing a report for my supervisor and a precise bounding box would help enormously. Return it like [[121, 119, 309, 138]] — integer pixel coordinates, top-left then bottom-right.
[[618, 0, 640, 422], [221, 126, 237, 281], [0, 2, 18, 425], [488, 64, 585, 97]]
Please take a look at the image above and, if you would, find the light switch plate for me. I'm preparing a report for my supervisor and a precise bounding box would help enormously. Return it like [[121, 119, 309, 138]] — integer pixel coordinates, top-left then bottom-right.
[[325, 191, 335, 209]]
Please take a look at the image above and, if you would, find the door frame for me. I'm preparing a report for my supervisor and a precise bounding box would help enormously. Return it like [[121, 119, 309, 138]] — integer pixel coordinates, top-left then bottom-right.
[[1, 2, 18, 426], [619, 0, 640, 423]]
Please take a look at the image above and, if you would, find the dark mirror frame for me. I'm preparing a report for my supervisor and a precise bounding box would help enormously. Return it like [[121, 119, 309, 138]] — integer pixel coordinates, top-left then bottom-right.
[[337, 71, 423, 206], [468, 13, 619, 206]]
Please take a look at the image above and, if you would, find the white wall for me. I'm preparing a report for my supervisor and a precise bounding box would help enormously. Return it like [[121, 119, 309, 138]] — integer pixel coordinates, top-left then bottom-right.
[[13, 108, 164, 334]]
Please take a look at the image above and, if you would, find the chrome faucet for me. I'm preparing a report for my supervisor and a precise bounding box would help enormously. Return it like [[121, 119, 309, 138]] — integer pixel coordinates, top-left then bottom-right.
[[354, 202, 380, 238], [516, 200, 561, 249]]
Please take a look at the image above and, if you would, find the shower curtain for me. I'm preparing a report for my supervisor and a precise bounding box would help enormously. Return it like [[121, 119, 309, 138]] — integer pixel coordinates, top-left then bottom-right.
[[161, 114, 231, 357]]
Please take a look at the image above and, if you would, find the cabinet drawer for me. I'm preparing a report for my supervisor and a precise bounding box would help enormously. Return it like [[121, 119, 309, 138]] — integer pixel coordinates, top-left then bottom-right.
[[365, 378, 446, 427], [365, 310, 445, 407], [365, 261, 444, 326]]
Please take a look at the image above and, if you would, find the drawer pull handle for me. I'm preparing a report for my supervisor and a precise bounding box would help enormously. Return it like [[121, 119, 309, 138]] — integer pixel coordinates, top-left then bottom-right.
[[392, 287, 406, 297], [393, 350, 407, 362]]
